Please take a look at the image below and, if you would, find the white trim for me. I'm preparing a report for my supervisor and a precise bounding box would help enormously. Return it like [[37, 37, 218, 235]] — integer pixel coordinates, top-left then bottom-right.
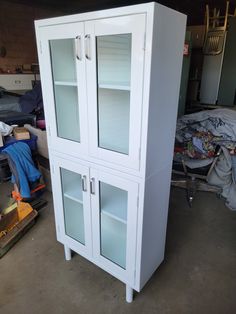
[[35, 3, 155, 28]]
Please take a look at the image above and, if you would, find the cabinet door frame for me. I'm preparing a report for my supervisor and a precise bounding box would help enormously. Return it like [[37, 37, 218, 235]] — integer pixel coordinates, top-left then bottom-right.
[[90, 168, 139, 285], [51, 156, 92, 258], [39, 23, 88, 157], [85, 14, 146, 171]]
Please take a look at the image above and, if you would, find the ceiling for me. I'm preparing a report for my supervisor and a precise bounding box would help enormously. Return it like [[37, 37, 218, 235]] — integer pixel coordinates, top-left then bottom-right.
[[6, 0, 236, 25]]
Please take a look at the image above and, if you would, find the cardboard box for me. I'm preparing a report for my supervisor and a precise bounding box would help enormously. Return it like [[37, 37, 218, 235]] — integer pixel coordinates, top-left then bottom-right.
[[13, 127, 30, 140]]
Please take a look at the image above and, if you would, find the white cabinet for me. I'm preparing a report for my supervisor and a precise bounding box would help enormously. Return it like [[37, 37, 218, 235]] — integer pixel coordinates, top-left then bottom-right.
[[35, 2, 186, 302]]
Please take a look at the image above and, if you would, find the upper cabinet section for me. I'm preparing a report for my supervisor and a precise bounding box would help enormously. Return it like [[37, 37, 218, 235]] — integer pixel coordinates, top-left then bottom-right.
[[38, 14, 145, 171]]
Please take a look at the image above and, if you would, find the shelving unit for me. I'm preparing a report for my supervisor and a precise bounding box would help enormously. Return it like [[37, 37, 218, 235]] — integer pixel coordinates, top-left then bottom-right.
[[36, 2, 186, 303]]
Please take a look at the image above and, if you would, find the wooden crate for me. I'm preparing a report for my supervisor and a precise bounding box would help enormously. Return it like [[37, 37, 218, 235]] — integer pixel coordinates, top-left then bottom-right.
[[0, 210, 38, 258]]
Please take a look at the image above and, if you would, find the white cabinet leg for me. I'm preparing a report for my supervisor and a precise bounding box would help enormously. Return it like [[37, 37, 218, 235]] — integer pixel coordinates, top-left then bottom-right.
[[126, 285, 133, 303], [64, 245, 71, 261]]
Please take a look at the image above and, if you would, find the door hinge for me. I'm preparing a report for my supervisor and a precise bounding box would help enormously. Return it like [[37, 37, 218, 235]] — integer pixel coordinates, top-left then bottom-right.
[[134, 268, 136, 279], [137, 196, 139, 208]]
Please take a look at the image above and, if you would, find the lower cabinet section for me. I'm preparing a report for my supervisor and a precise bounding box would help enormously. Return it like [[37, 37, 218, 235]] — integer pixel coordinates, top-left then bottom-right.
[[51, 155, 139, 300]]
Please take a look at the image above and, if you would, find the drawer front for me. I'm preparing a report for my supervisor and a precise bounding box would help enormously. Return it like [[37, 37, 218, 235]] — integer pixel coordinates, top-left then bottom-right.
[[0, 74, 35, 90]]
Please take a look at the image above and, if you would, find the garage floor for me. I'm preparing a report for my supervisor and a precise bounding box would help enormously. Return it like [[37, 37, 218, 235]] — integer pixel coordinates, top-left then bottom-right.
[[0, 182, 236, 314]]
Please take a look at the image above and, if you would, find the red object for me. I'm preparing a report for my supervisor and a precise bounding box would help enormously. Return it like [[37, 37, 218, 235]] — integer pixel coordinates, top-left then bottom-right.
[[184, 43, 189, 56]]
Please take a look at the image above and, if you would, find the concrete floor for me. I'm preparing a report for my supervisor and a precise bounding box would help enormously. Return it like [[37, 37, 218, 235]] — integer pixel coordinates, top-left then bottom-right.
[[0, 182, 236, 314]]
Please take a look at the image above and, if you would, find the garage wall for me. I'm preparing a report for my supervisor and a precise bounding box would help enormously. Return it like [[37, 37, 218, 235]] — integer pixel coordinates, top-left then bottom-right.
[[0, 1, 61, 73]]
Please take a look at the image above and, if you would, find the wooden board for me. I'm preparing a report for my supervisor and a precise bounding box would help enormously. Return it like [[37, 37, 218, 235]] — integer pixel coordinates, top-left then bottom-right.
[[0, 210, 38, 258]]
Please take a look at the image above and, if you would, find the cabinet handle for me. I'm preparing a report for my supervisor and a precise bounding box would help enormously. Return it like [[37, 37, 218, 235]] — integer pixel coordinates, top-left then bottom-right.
[[85, 34, 91, 60], [90, 177, 95, 195], [82, 175, 87, 192], [76, 35, 82, 60]]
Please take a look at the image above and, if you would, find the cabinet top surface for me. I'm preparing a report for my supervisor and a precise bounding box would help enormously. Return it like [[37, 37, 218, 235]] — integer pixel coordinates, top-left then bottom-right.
[[35, 2, 157, 27]]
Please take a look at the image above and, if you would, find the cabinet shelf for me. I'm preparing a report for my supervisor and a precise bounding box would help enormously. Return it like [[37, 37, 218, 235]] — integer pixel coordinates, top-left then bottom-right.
[[98, 82, 130, 91], [64, 192, 83, 204], [63, 183, 82, 203], [61, 169, 83, 204], [54, 81, 77, 86], [100, 183, 127, 224]]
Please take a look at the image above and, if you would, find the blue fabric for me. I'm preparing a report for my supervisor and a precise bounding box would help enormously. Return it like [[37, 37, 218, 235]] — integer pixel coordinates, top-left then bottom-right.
[[3, 142, 41, 198]]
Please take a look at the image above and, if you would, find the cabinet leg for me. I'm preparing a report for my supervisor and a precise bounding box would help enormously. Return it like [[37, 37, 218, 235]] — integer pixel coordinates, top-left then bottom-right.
[[126, 285, 133, 303], [64, 245, 71, 261]]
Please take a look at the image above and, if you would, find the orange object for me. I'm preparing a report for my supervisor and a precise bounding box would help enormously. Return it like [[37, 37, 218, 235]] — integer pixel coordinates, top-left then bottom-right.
[[12, 191, 23, 201], [17, 202, 33, 221], [31, 184, 46, 194], [12, 184, 45, 202]]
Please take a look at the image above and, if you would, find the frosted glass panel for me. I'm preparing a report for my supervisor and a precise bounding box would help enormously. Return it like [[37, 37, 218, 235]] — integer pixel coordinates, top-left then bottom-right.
[[100, 182, 127, 268], [61, 168, 85, 245], [96, 34, 131, 155], [97, 34, 131, 85], [50, 39, 77, 82], [98, 90, 130, 154], [50, 39, 80, 142], [54, 85, 80, 142]]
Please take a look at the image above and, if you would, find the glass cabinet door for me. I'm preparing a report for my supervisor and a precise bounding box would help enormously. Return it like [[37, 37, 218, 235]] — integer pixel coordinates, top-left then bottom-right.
[[61, 168, 85, 244], [50, 39, 80, 142], [39, 24, 88, 156], [90, 169, 138, 283], [86, 15, 146, 170], [99, 182, 128, 268], [96, 34, 131, 155], [52, 157, 92, 256]]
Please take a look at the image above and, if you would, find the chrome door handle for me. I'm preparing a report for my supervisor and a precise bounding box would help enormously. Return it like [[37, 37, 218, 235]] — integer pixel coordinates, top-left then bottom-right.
[[90, 177, 95, 195], [82, 175, 87, 192], [76, 35, 82, 60], [85, 34, 91, 60]]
